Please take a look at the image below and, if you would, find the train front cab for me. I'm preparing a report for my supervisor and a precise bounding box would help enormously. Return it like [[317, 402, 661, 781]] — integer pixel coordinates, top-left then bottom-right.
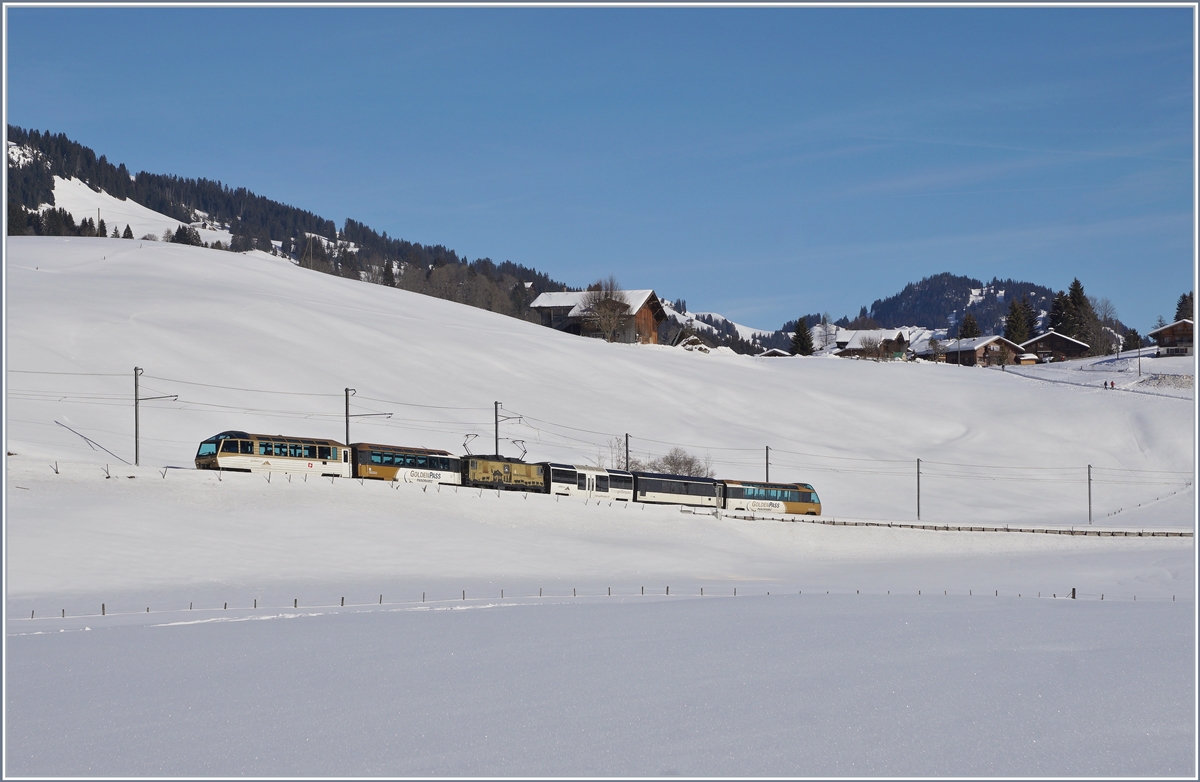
[[195, 431, 350, 477], [722, 480, 821, 515]]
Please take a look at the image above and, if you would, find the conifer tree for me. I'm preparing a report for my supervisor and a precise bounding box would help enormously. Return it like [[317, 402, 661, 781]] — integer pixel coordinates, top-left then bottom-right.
[[958, 313, 982, 340], [1175, 291, 1193, 322], [1003, 298, 1029, 344], [1124, 327, 1142, 351], [111, 224, 120, 238], [790, 320, 814, 355], [122, 224, 134, 239], [96, 218, 107, 237], [1048, 291, 1070, 333], [1022, 295, 1039, 339]]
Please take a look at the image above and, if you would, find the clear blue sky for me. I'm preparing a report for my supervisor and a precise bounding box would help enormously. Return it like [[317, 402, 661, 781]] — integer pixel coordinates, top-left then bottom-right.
[[6, 6, 1195, 330]]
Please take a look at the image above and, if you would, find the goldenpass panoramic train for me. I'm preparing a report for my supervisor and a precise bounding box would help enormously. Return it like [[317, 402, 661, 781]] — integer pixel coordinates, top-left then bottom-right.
[[195, 431, 821, 515]]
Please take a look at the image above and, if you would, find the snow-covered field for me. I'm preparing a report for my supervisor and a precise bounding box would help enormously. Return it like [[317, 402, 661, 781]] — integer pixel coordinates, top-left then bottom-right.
[[4, 235, 1196, 775]]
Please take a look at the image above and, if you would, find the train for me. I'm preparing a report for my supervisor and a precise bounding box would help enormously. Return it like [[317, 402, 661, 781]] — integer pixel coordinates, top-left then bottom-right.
[[195, 430, 821, 515]]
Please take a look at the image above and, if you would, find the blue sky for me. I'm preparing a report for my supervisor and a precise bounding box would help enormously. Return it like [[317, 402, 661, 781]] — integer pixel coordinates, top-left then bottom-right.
[[6, 6, 1194, 330]]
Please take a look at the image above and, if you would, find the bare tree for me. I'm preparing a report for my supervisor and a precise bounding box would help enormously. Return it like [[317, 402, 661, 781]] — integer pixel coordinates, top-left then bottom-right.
[[858, 335, 882, 361], [581, 275, 631, 342], [1091, 296, 1120, 355]]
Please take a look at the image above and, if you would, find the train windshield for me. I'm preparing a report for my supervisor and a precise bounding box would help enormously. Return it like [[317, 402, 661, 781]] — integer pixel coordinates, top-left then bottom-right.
[[197, 440, 218, 457]]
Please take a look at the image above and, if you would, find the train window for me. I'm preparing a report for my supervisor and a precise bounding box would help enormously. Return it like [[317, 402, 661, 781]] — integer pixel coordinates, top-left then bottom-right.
[[536, 466, 544, 476], [303, 445, 316, 459], [370, 452, 383, 464], [317, 446, 331, 460], [239, 441, 253, 455], [577, 474, 587, 490], [220, 439, 239, 453], [596, 475, 609, 492], [258, 442, 270, 456], [610, 474, 632, 491], [551, 469, 576, 485], [273, 443, 286, 457], [471, 460, 478, 470], [381, 453, 394, 466], [331, 447, 338, 460], [197, 441, 217, 457], [415, 455, 428, 468]]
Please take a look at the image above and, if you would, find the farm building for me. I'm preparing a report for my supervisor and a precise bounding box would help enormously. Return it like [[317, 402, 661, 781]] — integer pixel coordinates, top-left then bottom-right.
[[1148, 319, 1193, 357], [528, 289, 668, 344], [1019, 330, 1090, 362]]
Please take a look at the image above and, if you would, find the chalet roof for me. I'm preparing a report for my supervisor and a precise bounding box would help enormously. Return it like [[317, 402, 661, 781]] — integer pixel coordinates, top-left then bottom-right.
[[529, 290, 660, 317], [839, 329, 910, 350], [758, 348, 792, 357], [1020, 330, 1090, 349], [1148, 318, 1193, 337], [913, 335, 1023, 356]]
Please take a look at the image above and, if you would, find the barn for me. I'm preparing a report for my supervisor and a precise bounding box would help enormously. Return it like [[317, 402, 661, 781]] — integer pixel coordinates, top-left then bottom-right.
[[528, 289, 667, 344]]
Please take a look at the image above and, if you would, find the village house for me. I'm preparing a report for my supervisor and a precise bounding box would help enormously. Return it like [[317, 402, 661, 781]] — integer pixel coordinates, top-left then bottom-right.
[[528, 289, 668, 344], [1148, 319, 1193, 357], [832, 329, 911, 359], [913, 335, 1025, 366], [1019, 330, 1090, 362]]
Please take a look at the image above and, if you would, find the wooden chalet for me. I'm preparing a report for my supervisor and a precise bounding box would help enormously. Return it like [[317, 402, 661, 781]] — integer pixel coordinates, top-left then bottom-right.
[[1148, 319, 1193, 357], [1019, 330, 1090, 362], [935, 335, 1026, 366], [528, 289, 667, 344]]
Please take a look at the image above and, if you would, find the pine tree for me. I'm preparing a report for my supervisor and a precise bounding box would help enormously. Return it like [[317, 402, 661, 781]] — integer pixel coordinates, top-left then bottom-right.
[[1064, 278, 1095, 339], [122, 224, 133, 239], [110, 224, 120, 238], [1175, 291, 1193, 322], [1048, 291, 1071, 333], [1022, 295, 1039, 340], [96, 218, 106, 237], [1003, 298, 1029, 344], [790, 320, 814, 355], [1124, 327, 1142, 351], [958, 313, 982, 339]]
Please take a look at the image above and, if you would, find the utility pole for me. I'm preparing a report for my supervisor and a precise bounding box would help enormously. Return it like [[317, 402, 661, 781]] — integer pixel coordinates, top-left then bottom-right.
[[625, 433, 630, 471], [916, 458, 921, 521], [765, 446, 770, 483], [345, 387, 391, 447], [495, 401, 500, 456], [134, 367, 141, 466], [1088, 464, 1092, 524], [133, 367, 176, 467]]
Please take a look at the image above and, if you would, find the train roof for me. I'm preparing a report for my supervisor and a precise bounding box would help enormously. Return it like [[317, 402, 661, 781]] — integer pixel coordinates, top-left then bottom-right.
[[547, 463, 633, 476], [203, 431, 346, 446], [723, 479, 814, 489], [631, 470, 718, 483], [351, 442, 454, 456]]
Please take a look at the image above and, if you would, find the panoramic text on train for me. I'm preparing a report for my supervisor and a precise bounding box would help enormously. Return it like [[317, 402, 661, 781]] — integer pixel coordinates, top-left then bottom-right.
[[196, 432, 821, 515]]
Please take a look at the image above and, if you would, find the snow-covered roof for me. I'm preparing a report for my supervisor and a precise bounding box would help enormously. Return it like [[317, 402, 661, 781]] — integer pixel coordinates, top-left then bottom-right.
[[1148, 319, 1193, 337], [913, 335, 1023, 356], [1020, 330, 1089, 349], [529, 289, 660, 317]]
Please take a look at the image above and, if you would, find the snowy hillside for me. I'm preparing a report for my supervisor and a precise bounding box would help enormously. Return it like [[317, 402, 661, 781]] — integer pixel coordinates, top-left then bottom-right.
[[5, 236, 1195, 776]]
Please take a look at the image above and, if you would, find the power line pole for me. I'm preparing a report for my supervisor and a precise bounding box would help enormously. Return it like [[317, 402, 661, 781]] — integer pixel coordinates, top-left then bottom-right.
[[134, 367, 141, 466], [916, 458, 921, 521], [133, 367, 176, 467], [345, 387, 391, 448], [1088, 464, 1092, 524], [495, 401, 500, 456], [625, 433, 629, 471], [765, 446, 770, 482]]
